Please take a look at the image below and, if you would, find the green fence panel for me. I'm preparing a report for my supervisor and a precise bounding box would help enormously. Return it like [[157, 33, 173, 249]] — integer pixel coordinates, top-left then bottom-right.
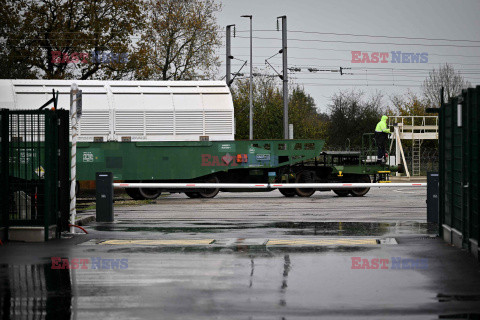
[[468, 88, 479, 242], [0, 110, 9, 231], [442, 96, 453, 227], [440, 86, 480, 249]]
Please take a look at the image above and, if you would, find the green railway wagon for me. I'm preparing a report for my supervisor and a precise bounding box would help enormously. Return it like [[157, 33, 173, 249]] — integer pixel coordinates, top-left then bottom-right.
[[7, 133, 401, 200], [76, 136, 400, 199], [76, 139, 325, 199]]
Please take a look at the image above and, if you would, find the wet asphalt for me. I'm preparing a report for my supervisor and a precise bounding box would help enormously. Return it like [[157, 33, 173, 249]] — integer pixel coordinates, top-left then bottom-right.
[[2, 188, 480, 319]]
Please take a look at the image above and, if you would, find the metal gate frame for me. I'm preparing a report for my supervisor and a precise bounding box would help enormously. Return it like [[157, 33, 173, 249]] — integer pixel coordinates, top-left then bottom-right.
[[0, 108, 69, 242]]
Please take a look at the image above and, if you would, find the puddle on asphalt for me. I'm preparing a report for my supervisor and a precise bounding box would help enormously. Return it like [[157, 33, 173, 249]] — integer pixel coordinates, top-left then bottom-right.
[[0, 263, 73, 319], [437, 293, 480, 302], [268, 221, 438, 236], [91, 221, 438, 237], [93, 225, 224, 233], [439, 314, 480, 318], [0, 255, 478, 319], [102, 245, 379, 254]]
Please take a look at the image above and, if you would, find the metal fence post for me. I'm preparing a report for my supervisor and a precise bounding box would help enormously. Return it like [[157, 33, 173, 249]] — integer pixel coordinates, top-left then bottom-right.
[[44, 110, 58, 241], [56, 110, 70, 235], [0, 109, 9, 240]]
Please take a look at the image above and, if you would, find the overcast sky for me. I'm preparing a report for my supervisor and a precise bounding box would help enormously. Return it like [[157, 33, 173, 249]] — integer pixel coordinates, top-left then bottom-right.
[[215, 0, 480, 112]]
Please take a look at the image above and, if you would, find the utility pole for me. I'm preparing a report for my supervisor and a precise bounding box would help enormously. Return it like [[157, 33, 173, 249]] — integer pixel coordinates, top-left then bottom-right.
[[226, 24, 235, 86], [278, 15, 288, 139], [241, 15, 253, 140]]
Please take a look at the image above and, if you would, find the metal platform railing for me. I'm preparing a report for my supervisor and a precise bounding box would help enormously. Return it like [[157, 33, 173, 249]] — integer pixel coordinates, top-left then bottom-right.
[[389, 116, 438, 140]]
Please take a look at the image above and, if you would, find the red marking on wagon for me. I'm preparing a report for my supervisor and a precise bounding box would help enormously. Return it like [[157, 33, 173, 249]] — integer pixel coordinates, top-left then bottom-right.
[[255, 184, 265, 187], [343, 184, 353, 186], [186, 184, 196, 187], [120, 184, 129, 187]]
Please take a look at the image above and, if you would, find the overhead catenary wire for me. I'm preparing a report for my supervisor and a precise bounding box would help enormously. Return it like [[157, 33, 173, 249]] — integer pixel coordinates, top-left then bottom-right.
[[230, 54, 480, 67], [223, 28, 480, 89], [232, 29, 480, 44], [5, 28, 479, 44], [231, 46, 480, 59], [234, 36, 480, 48]]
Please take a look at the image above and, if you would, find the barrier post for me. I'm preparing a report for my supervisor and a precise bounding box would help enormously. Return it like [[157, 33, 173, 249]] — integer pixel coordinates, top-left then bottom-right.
[[427, 172, 439, 224], [96, 172, 114, 222]]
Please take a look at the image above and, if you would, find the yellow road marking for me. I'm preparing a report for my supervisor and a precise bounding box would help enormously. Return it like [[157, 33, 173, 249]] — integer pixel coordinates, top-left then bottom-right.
[[266, 238, 378, 246], [100, 239, 215, 245], [98, 238, 378, 246]]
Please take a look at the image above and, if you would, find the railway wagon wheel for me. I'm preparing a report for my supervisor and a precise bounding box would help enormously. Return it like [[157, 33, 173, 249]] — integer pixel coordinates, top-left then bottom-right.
[[198, 175, 220, 198], [138, 188, 162, 200], [125, 187, 145, 200], [333, 189, 349, 197], [279, 188, 296, 197], [294, 171, 316, 197], [185, 192, 201, 198], [349, 174, 371, 197]]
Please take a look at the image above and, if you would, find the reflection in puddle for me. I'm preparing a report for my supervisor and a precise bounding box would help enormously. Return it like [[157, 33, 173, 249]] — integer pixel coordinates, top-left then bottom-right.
[[271, 221, 437, 237], [91, 221, 437, 237], [279, 254, 291, 307], [249, 257, 254, 288], [0, 264, 72, 319]]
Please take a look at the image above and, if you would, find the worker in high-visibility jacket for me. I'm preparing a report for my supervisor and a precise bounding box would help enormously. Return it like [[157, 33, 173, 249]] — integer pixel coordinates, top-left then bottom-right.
[[374, 115, 390, 164]]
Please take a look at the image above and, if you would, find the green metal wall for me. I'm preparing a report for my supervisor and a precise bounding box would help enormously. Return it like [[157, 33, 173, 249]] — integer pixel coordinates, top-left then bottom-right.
[[440, 86, 480, 254]]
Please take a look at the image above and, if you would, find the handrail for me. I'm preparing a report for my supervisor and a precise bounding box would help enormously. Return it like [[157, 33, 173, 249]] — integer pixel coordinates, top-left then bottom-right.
[[388, 116, 438, 136]]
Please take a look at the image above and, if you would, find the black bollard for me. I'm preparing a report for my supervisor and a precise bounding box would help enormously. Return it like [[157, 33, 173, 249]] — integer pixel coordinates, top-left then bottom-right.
[[96, 172, 114, 222], [427, 172, 439, 224]]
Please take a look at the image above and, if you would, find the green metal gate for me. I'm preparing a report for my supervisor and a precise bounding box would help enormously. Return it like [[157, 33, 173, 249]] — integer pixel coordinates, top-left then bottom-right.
[[439, 86, 480, 257], [0, 108, 70, 241]]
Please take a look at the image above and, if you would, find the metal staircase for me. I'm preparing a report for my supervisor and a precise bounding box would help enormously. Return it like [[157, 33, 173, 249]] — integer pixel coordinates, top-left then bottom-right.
[[412, 138, 422, 176], [388, 116, 438, 178]]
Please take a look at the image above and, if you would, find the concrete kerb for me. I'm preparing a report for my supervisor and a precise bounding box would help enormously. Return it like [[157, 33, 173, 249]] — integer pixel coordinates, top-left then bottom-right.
[[390, 176, 427, 182], [74, 213, 96, 226]]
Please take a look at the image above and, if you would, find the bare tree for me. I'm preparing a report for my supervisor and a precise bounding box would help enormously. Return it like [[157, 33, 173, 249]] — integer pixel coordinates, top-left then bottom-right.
[[327, 90, 384, 148], [389, 91, 429, 116], [0, 0, 144, 80], [230, 76, 327, 140], [134, 0, 222, 80], [422, 63, 471, 107]]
